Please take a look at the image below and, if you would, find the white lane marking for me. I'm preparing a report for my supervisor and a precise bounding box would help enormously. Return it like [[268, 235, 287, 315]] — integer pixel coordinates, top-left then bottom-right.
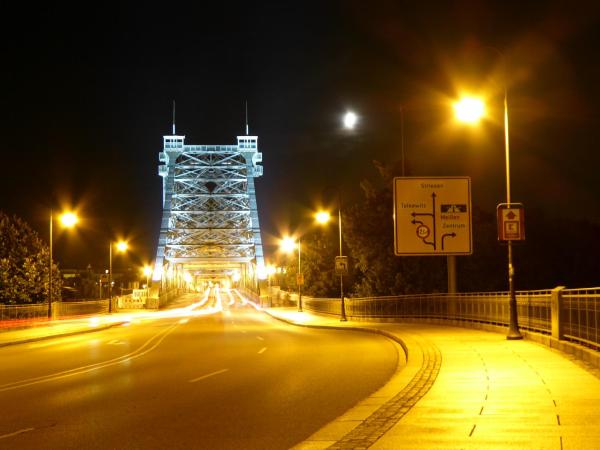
[[240, 330, 247, 334], [0, 322, 180, 393], [0, 427, 35, 440], [189, 369, 229, 383], [256, 336, 264, 341], [258, 347, 267, 354], [107, 339, 125, 345]]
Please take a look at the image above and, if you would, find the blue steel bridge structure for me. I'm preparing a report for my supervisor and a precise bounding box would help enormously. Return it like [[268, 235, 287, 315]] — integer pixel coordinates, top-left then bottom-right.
[[152, 130, 265, 292]]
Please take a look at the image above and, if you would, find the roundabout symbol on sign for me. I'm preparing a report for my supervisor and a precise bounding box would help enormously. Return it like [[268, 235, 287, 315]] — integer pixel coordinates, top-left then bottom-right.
[[416, 224, 430, 239]]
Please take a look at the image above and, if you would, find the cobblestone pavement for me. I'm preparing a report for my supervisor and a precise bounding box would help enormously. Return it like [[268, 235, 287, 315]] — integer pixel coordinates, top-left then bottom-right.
[[328, 338, 441, 449]]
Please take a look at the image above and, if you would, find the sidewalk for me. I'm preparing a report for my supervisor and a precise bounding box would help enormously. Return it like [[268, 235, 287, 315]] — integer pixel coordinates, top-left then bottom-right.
[[266, 308, 600, 450]]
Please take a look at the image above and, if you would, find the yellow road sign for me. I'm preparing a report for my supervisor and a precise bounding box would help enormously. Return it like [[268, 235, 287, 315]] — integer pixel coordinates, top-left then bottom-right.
[[393, 177, 473, 255]]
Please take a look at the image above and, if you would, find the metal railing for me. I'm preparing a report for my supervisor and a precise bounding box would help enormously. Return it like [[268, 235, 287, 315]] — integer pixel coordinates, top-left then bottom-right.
[[302, 287, 600, 351], [303, 290, 553, 334], [562, 287, 600, 350], [0, 303, 48, 322], [0, 300, 109, 326]]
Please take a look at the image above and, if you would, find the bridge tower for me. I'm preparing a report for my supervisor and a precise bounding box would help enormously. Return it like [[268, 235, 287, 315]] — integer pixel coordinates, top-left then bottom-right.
[[153, 129, 265, 291]]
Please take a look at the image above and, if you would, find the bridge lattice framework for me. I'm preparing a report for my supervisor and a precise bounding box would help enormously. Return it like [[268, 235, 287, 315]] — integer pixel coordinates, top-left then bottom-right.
[[153, 131, 265, 291]]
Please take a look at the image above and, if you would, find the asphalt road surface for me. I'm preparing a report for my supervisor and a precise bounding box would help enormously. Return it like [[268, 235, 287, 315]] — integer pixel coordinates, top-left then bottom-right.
[[0, 289, 398, 449]]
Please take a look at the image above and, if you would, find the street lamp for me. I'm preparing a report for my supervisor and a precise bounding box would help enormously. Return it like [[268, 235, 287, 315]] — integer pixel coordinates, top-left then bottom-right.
[[454, 87, 522, 340], [343, 110, 358, 130], [266, 264, 276, 307], [142, 265, 152, 298], [48, 211, 79, 318], [109, 240, 128, 313], [280, 236, 302, 312], [315, 207, 347, 321]]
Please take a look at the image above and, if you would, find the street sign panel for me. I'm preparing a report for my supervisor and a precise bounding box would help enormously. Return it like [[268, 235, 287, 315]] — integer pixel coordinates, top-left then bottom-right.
[[296, 273, 304, 286], [497, 203, 525, 241], [335, 256, 349, 276], [393, 177, 473, 255]]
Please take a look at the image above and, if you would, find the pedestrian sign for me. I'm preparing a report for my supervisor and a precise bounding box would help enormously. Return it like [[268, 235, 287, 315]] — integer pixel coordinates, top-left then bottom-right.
[[393, 177, 473, 255], [497, 203, 525, 241]]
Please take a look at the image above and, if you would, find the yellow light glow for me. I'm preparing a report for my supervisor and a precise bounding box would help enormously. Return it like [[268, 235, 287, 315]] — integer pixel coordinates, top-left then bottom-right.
[[315, 211, 331, 224], [184, 273, 193, 283], [60, 212, 79, 228], [280, 236, 297, 253], [454, 96, 485, 124], [266, 265, 276, 276], [257, 264, 268, 280], [116, 241, 128, 252], [142, 266, 152, 277], [232, 272, 241, 282]]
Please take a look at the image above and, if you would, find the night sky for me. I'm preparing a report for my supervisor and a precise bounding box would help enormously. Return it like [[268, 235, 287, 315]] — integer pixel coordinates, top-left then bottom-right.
[[2, 1, 600, 272]]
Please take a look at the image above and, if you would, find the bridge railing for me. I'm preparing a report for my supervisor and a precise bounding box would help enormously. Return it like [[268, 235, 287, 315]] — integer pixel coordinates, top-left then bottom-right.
[[300, 287, 600, 351], [562, 287, 600, 350], [0, 300, 110, 327]]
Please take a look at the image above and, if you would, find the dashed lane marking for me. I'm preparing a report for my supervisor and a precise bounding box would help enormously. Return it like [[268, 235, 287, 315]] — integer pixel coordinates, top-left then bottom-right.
[[258, 347, 267, 354], [0, 428, 35, 440], [189, 369, 229, 383]]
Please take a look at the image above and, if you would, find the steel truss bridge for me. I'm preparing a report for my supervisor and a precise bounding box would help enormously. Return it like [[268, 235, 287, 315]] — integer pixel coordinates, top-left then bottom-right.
[[153, 132, 265, 292]]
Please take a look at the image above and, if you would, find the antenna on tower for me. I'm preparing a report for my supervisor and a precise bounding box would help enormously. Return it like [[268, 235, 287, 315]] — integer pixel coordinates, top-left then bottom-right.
[[245, 100, 249, 135], [172, 100, 176, 135]]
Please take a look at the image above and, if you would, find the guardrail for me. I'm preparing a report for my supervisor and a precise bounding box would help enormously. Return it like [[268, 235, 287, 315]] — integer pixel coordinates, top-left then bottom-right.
[[0, 300, 110, 326], [299, 287, 600, 352], [561, 287, 600, 350]]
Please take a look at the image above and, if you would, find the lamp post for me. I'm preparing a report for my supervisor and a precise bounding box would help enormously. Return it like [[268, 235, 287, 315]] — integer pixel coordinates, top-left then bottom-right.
[[143, 265, 152, 299], [266, 265, 276, 307], [280, 236, 302, 312], [316, 205, 347, 321], [48, 211, 78, 318], [454, 88, 522, 340], [295, 239, 302, 312], [109, 240, 128, 313]]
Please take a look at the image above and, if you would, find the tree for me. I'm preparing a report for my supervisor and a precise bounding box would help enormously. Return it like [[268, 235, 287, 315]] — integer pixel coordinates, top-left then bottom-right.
[[344, 161, 447, 296], [0, 211, 62, 304]]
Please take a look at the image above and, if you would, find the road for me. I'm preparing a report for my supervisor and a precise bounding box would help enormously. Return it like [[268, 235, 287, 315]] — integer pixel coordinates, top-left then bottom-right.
[[0, 289, 398, 449]]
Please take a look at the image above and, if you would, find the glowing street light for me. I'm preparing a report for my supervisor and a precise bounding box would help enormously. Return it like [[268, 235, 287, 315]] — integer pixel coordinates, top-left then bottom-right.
[[48, 210, 79, 318], [109, 240, 128, 313], [315, 210, 331, 224], [454, 83, 522, 340], [59, 212, 79, 228], [142, 265, 152, 298], [343, 110, 358, 129], [454, 96, 485, 124], [280, 236, 298, 253]]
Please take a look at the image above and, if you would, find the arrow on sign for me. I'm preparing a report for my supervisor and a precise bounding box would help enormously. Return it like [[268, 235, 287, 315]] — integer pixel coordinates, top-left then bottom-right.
[[441, 232, 456, 250]]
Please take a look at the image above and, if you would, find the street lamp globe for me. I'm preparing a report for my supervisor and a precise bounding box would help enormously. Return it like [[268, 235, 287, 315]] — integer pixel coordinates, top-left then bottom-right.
[[343, 111, 358, 129], [142, 266, 152, 277], [59, 212, 79, 228], [116, 241, 128, 252], [315, 210, 331, 224], [454, 96, 485, 124], [280, 236, 297, 253]]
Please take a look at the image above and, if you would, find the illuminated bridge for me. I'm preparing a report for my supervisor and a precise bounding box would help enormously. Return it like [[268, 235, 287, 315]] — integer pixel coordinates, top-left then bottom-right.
[[152, 129, 265, 292]]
